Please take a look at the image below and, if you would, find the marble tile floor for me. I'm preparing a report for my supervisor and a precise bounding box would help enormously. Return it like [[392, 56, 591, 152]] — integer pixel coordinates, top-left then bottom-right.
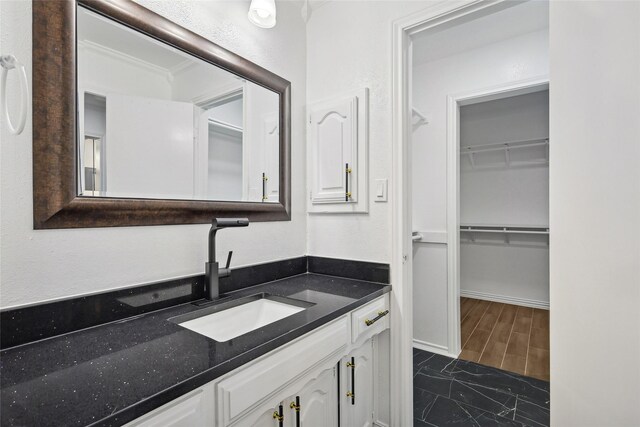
[[414, 348, 550, 427]]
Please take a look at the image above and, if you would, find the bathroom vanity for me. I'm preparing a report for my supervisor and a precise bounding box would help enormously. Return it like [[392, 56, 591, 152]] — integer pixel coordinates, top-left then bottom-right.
[[0, 260, 391, 427], [129, 294, 389, 427]]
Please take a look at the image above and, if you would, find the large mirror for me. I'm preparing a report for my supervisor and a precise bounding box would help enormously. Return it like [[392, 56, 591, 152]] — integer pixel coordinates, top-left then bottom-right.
[[32, 0, 290, 229], [77, 6, 280, 203]]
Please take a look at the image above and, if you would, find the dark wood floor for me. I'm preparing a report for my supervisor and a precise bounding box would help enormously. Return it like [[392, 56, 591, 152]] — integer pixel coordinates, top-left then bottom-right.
[[460, 297, 550, 381]]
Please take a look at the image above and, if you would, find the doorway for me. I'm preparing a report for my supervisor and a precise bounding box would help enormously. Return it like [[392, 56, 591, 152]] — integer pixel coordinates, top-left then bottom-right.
[[390, 1, 550, 425], [456, 86, 549, 381]]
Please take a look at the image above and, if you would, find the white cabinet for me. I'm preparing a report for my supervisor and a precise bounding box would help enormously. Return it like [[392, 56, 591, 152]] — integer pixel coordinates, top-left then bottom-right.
[[216, 318, 348, 426], [308, 89, 369, 213], [126, 296, 389, 427], [232, 364, 338, 427], [229, 397, 282, 427], [285, 365, 339, 427], [340, 339, 375, 427]]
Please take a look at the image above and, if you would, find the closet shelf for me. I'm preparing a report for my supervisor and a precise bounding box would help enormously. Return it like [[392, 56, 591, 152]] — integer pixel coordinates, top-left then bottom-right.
[[460, 224, 549, 245], [460, 137, 548, 169], [460, 225, 549, 234]]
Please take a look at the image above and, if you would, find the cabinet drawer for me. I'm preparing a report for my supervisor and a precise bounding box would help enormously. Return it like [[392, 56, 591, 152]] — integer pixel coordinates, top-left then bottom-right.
[[351, 295, 389, 344], [216, 316, 349, 425]]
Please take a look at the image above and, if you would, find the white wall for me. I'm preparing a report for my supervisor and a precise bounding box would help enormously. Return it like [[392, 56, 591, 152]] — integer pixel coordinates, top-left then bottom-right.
[[0, 0, 307, 308], [550, 1, 640, 425], [305, 1, 432, 263], [460, 91, 549, 226], [459, 91, 549, 307], [411, 29, 549, 351], [78, 44, 173, 101]]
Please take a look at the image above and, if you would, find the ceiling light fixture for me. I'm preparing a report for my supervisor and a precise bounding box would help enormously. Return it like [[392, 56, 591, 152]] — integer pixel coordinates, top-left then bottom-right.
[[248, 0, 276, 28]]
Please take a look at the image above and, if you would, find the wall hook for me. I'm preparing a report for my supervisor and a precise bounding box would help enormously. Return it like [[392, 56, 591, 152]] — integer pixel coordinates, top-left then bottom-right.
[[1, 54, 29, 135]]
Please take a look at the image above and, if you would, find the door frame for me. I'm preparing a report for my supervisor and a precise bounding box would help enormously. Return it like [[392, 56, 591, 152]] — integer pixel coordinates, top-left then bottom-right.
[[446, 76, 550, 355], [389, 1, 525, 425]]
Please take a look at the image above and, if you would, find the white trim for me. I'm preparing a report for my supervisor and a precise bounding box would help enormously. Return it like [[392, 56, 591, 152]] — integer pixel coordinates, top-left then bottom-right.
[[78, 40, 173, 82], [446, 94, 462, 359], [390, 2, 519, 426], [460, 290, 549, 310], [446, 75, 549, 361], [191, 83, 245, 109], [413, 339, 460, 359]]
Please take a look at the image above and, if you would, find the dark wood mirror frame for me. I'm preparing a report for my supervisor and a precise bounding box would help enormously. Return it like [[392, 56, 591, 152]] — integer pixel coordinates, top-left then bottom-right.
[[32, 0, 291, 229]]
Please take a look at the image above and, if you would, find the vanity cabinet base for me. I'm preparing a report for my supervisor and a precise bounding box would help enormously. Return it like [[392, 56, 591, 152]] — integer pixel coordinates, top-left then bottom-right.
[[125, 295, 390, 427]]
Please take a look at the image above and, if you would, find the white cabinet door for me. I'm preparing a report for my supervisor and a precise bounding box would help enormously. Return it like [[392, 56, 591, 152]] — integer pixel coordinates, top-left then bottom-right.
[[231, 400, 284, 427], [233, 365, 338, 427], [340, 339, 374, 427], [285, 365, 338, 427], [309, 96, 358, 204]]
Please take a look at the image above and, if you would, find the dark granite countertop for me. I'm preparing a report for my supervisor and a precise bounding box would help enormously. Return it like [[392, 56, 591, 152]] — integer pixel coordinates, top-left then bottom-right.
[[0, 273, 390, 427]]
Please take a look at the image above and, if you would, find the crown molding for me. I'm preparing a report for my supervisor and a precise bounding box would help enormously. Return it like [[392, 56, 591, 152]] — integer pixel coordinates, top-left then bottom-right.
[[78, 39, 174, 83]]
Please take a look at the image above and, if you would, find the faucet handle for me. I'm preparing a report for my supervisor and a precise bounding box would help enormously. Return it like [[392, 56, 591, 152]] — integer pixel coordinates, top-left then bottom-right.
[[225, 250, 233, 269]]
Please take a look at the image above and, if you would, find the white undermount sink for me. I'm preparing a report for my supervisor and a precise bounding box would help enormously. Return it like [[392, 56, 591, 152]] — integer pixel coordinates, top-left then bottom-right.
[[179, 298, 306, 342]]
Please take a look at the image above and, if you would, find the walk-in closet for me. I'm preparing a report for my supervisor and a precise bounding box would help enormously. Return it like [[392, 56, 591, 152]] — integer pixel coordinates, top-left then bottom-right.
[[458, 88, 550, 380]]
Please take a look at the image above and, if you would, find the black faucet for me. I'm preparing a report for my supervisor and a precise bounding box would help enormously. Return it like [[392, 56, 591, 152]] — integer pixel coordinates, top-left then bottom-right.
[[205, 218, 249, 301]]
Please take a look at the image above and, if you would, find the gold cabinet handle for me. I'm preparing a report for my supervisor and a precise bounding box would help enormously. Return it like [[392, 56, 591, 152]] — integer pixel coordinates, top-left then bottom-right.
[[273, 404, 284, 426], [345, 163, 352, 201], [365, 309, 389, 326], [290, 396, 300, 426], [262, 172, 268, 201]]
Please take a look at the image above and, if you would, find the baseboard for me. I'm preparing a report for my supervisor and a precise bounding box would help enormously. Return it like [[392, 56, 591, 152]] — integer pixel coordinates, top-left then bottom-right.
[[460, 289, 549, 310], [413, 339, 459, 358]]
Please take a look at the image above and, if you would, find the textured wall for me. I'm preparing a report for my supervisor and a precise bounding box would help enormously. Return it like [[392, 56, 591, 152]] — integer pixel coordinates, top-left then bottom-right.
[[305, 0, 431, 263], [549, 1, 640, 424], [0, 0, 307, 308]]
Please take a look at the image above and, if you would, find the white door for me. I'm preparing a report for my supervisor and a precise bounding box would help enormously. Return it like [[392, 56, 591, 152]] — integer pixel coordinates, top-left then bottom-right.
[[309, 96, 358, 204], [285, 365, 338, 427], [106, 93, 195, 199], [340, 340, 374, 427], [262, 114, 280, 202]]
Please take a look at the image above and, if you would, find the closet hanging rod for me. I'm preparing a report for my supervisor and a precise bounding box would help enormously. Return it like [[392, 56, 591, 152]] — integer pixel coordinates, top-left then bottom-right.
[[460, 137, 548, 155], [460, 225, 549, 235], [208, 118, 243, 133]]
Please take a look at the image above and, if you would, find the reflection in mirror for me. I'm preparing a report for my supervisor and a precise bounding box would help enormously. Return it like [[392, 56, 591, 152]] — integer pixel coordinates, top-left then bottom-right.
[[77, 6, 280, 203]]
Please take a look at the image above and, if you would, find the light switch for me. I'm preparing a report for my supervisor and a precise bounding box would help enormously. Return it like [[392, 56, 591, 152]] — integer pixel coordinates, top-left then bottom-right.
[[374, 179, 388, 202]]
